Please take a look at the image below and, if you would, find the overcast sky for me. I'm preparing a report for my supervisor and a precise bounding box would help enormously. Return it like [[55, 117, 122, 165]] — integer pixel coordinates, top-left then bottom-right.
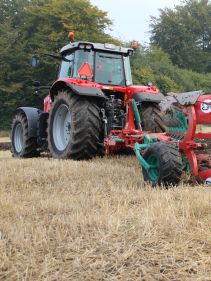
[[90, 0, 183, 44]]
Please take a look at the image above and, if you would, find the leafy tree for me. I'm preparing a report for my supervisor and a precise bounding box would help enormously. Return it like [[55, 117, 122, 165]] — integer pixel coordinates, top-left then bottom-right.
[[0, 0, 116, 130], [1, 0, 211, 131], [131, 45, 211, 93], [150, 0, 211, 72], [131, 46, 181, 92]]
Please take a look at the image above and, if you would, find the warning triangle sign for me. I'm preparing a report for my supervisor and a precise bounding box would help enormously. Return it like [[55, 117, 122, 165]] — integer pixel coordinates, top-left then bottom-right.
[[78, 62, 93, 78]]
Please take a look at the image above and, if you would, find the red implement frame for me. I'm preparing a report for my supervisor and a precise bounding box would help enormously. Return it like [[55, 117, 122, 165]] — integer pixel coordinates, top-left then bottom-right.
[[105, 99, 174, 154], [105, 95, 211, 183], [179, 95, 211, 182]]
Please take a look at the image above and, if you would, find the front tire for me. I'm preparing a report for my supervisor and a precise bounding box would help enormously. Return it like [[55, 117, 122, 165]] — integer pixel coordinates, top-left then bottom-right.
[[142, 142, 182, 187], [11, 112, 39, 158], [47, 91, 102, 160]]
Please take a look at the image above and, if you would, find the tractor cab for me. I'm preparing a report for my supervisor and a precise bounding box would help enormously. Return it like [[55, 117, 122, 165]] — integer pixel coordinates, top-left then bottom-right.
[[59, 41, 134, 87]]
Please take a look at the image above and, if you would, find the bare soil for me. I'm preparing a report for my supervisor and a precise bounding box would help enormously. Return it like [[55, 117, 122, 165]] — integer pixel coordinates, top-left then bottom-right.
[[0, 137, 11, 151]]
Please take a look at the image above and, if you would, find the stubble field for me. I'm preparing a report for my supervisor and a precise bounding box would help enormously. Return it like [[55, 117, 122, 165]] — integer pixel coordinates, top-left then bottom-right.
[[0, 142, 211, 280]]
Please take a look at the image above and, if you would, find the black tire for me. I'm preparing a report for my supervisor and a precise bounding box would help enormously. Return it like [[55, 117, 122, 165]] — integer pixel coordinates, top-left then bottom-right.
[[142, 142, 182, 187], [47, 91, 103, 160], [140, 104, 168, 132], [161, 106, 185, 128], [11, 112, 39, 158]]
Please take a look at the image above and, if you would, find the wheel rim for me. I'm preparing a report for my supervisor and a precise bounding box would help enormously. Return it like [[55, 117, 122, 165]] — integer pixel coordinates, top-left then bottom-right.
[[147, 154, 159, 181], [52, 104, 71, 152], [14, 123, 24, 153]]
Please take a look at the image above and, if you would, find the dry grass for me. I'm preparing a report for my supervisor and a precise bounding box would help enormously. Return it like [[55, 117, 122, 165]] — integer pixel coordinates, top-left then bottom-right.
[[0, 150, 211, 281], [0, 137, 10, 143]]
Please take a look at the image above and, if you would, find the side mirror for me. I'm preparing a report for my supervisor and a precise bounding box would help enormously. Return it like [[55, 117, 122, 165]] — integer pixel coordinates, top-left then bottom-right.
[[31, 55, 40, 67]]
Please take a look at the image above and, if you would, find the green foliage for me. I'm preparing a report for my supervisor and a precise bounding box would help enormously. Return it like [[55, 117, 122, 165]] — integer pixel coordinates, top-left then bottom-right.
[[155, 74, 181, 93], [132, 67, 156, 86], [0, 0, 116, 130], [131, 46, 211, 94], [150, 0, 211, 72], [0, 0, 211, 131]]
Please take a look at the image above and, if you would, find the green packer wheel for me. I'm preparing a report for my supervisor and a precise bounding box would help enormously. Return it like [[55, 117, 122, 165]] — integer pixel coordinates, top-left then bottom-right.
[[142, 142, 183, 187]]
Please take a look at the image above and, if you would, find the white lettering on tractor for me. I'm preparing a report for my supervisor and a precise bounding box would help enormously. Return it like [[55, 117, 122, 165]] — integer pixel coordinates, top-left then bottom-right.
[[205, 177, 211, 185], [201, 99, 211, 113]]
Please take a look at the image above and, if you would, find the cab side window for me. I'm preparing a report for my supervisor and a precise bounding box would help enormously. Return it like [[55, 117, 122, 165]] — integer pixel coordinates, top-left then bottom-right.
[[59, 54, 74, 78]]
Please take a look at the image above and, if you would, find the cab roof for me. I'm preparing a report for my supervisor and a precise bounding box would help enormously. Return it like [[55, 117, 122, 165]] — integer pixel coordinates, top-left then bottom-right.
[[60, 41, 133, 55]]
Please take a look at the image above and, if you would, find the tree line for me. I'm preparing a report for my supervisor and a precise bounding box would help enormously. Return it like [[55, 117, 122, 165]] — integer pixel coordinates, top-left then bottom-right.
[[0, 0, 211, 130]]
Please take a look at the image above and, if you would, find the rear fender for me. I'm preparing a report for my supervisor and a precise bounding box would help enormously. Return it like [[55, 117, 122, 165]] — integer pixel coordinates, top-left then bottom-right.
[[17, 107, 41, 137], [50, 80, 106, 102], [133, 92, 165, 104]]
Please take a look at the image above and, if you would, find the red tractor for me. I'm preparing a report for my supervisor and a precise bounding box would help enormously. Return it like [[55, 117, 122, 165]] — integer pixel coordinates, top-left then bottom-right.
[[11, 34, 211, 186]]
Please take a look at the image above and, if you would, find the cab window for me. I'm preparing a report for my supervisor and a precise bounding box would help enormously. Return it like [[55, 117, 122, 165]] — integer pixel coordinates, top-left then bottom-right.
[[95, 52, 125, 86], [59, 54, 74, 78]]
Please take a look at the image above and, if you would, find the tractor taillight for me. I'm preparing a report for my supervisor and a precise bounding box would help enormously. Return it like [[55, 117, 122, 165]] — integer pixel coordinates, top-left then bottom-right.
[[85, 44, 92, 50], [79, 43, 85, 49], [131, 41, 138, 50], [78, 43, 92, 50]]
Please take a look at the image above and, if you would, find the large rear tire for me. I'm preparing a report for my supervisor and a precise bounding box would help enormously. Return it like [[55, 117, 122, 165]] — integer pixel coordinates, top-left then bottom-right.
[[47, 91, 102, 160], [11, 112, 39, 158], [140, 104, 167, 132], [142, 142, 183, 187]]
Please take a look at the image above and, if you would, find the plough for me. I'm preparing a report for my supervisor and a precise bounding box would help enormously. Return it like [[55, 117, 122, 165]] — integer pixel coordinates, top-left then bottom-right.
[[105, 91, 211, 186]]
